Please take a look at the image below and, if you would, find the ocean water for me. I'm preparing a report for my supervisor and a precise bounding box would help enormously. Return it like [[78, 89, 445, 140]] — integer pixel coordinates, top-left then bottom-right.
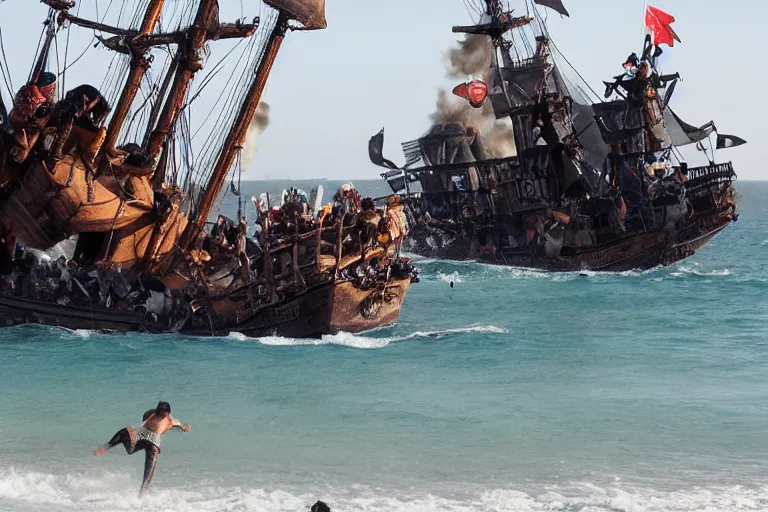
[[0, 181, 767, 512]]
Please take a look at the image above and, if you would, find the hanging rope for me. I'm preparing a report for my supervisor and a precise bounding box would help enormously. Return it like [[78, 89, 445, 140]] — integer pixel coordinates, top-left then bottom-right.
[[549, 39, 602, 103], [0, 27, 14, 100]]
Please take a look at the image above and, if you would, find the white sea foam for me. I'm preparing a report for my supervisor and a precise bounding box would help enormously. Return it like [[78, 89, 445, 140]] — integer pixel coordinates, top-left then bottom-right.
[[437, 271, 462, 284], [676, 266, 731, 277], [227, 325, 508, 349], [1, 468, 767, 512], [414, 254, 738, 283], [56, 327, 93, 339]]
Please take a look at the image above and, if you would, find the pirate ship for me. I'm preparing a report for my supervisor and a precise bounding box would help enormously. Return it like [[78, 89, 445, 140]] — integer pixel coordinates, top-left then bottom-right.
[[0, 0, 416, 337], [370, 0, 742, 271]]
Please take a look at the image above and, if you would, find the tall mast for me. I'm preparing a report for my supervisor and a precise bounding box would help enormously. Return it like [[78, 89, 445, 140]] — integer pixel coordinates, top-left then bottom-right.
[[102, 0, 166, 150], [145, 0, 218, 160], [184, 13, 290, 249], [55, 0, 253, 159]]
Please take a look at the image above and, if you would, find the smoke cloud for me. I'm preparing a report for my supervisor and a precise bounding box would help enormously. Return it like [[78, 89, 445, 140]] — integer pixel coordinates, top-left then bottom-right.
[[241, 101, 271, 168], [485, 119, 516, 158], [431, 34, 516, 158], [447, 34, 494, 81]]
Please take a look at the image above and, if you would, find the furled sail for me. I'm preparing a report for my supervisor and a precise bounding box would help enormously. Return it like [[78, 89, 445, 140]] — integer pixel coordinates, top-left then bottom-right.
[[264, 0, 327, 29], [663, 108, 715, 147]]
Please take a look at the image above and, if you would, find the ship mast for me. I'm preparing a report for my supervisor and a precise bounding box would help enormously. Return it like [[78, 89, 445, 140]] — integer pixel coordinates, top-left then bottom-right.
[[180, 13, 290, 251], [102, 0, 166, 151], [146, 0, 218, 161], [55, 0, 256, 160]]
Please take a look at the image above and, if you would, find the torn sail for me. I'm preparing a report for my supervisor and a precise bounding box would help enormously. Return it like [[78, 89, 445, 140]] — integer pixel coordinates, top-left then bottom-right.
[[663, 108, 715, 147]]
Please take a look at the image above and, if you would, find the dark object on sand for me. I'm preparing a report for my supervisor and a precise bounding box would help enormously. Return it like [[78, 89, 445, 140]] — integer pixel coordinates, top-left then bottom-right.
[[311, 501, 331, 512]]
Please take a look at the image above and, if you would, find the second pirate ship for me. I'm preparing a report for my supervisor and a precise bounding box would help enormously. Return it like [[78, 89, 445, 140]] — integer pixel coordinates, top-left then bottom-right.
[[371, 0, 742, 271]]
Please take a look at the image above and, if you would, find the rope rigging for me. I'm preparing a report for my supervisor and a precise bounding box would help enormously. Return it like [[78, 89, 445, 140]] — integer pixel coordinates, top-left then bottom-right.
[[2, 0, 282, 216], [0, 26, 14, 101]]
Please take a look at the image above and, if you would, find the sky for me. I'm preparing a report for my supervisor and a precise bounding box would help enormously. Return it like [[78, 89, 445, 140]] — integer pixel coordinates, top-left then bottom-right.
[[0, 0, 764, 181]]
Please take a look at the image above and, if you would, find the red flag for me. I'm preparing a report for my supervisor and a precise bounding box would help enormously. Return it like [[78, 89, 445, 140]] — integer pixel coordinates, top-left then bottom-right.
[[645, 5, 681, 47]]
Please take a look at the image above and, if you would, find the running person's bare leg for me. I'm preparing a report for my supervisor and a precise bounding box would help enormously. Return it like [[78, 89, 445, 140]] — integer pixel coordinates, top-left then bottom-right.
[[139, 444, 160, 496], [94, 427, 136, 456]]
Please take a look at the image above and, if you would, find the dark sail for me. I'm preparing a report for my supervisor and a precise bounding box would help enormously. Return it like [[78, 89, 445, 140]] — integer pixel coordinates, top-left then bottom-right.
[[571, 102, 608, 170], [663, 108, 715, 146], [662, 79, 677, 109], [489, 61, 549, 116]]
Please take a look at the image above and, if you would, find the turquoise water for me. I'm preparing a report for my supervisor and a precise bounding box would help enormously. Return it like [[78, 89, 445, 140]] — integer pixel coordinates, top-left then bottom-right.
[[0, 182, 767, 511]]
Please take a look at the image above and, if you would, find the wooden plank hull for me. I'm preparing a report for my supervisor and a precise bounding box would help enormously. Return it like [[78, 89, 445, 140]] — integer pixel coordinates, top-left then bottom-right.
[[329, 278, 411, 333], [0, 278, 412, 338], [406, 211, 734, 272]]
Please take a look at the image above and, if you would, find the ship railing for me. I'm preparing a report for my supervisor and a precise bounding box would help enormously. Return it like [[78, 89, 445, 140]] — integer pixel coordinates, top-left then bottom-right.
[[684, 161, 735, 181], [233, 213, 404, 296], [506, 56, 538, 69], [208, 218, 391, 308], [684, 162, 736, 193]]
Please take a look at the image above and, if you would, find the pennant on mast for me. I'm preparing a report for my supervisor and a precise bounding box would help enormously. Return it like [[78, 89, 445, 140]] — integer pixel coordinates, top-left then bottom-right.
[[645, 5, 681, 47], [716, 134, 747, 150], [533, 0, 570, 17]]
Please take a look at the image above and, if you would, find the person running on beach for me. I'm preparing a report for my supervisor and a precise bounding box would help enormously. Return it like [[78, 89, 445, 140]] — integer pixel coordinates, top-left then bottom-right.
[[93, 401, 190, 495]]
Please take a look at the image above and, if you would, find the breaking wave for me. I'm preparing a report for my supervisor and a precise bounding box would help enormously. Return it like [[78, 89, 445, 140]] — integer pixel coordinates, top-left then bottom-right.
[[1, 468, 767, 512], [415, 256, 736, 284], [228, 325, 508, 349], [672, 266, 731, 278]]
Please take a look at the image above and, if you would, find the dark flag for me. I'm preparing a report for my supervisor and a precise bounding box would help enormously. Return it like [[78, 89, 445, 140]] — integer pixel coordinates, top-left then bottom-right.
[[533, 0, 569, 17], [369, 128, 399, 170], [662, 79, 677, 110], [716, 134, 747, 150]]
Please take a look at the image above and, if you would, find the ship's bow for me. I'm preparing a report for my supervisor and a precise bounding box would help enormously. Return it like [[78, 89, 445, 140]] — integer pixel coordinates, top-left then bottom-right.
[[328, 276, 412, 334]]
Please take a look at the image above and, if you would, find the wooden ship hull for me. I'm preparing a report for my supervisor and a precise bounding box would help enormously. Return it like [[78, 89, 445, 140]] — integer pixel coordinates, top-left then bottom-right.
[[402, 163, 737, 271], [0, 276, 412, 338], [406, 213, 733, 272]]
